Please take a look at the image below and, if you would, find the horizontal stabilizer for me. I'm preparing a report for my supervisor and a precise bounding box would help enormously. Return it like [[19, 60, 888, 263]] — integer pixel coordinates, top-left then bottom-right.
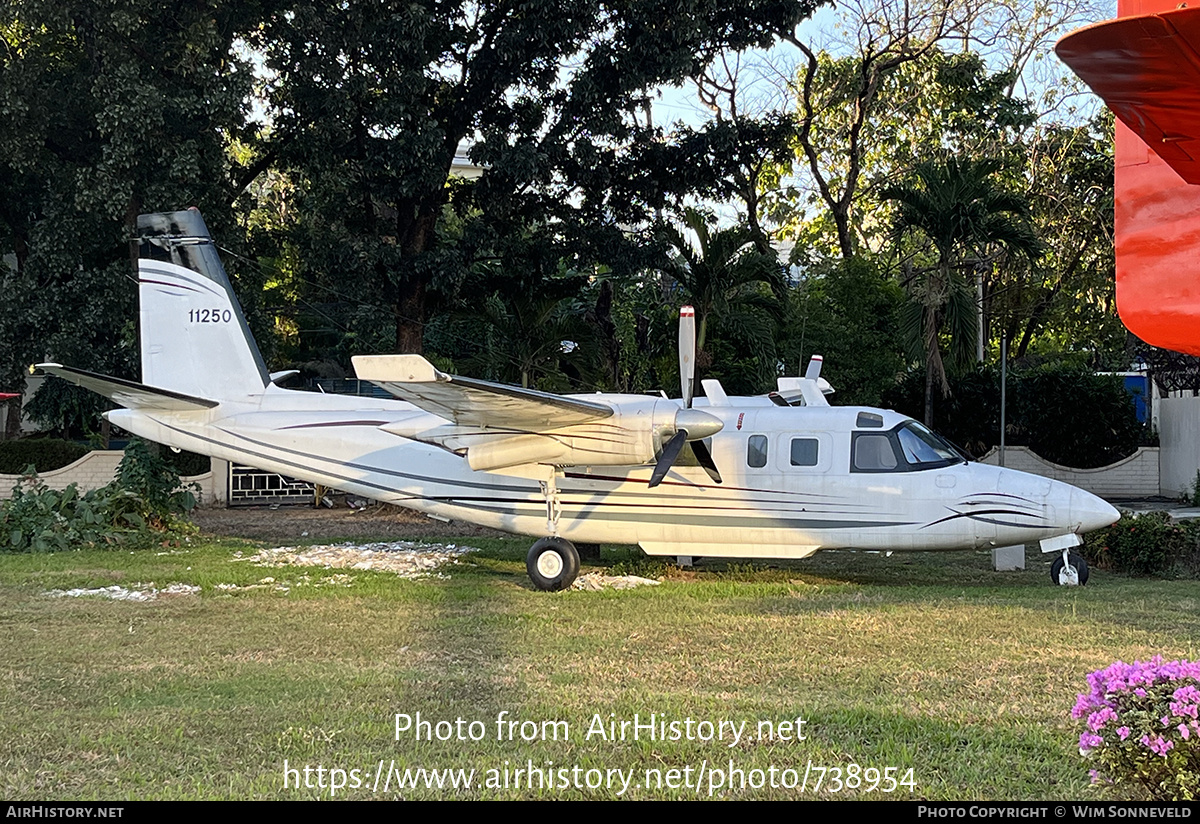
[[352, 355, 612, 429], [776, 376, 832, 407], [36, 364, 218, 411]]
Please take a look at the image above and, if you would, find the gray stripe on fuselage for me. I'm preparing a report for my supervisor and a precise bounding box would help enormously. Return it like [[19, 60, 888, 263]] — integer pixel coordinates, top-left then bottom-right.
[[445, 499, 916, 530]]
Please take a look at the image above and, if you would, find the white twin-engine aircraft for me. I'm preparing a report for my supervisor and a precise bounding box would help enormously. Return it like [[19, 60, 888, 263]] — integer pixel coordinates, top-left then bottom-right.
[[40, 210, 1118, 590]]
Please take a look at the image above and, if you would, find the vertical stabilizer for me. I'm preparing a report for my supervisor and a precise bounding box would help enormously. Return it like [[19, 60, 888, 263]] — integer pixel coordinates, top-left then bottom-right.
[[137, 210, 269, 399]]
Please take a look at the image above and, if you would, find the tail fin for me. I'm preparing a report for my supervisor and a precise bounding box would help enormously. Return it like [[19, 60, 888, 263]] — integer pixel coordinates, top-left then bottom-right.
[[137, 210, 269, 399]]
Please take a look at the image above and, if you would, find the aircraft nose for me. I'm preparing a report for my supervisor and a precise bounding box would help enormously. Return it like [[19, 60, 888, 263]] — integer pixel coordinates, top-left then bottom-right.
[[1070, 487, 1120, 533]]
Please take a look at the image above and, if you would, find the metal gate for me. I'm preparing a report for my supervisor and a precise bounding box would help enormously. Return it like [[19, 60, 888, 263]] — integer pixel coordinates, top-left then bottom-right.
[[227, 463, 316, 506]]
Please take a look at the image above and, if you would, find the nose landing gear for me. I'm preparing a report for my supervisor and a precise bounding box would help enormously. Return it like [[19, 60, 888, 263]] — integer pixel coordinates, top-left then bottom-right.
[[1050, 551, 1089, 586], [1040, 533, 1090, 586]]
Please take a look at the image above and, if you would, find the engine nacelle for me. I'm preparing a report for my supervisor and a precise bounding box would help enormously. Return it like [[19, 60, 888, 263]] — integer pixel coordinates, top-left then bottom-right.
[[380, 397, 722, 471]]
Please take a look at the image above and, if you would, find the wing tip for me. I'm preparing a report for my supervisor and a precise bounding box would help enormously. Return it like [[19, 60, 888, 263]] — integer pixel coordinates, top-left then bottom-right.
[[352, 354, 448, 383]]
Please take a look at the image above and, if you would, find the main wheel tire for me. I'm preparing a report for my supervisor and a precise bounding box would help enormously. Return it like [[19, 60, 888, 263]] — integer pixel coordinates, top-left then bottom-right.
[[1050, 552, 1089, 586], [526, 537, 580, 591]]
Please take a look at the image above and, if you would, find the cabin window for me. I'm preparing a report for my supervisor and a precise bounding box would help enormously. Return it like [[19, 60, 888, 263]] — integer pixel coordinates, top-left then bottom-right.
[[856, 411, 884, 428], [852, 433, 899, 471], [747, 434, 768, 468], [790, 437, 819, 467]]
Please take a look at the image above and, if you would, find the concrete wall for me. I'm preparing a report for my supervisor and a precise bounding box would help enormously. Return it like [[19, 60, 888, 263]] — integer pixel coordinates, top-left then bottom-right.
[[978, 446, 1161, 498], [0, 452, 227, 506], [1159, 395, 1200, 498]]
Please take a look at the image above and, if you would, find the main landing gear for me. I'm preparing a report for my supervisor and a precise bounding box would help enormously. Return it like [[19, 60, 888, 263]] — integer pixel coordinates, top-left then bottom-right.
[[527, 537, 580, 591], [527, 469, 580, 591]]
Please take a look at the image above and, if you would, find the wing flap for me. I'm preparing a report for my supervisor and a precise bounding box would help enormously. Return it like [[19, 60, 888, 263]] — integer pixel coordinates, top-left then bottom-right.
[[37, 364, 218, 411], [352, 355, 612, 429], [1057, 8, 1200, 184]]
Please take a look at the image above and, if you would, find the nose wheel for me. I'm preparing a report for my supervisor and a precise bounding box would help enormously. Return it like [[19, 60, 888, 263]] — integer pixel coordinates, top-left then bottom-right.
[[527, 537, 580, 591], [1050, 551, 1089, 586]]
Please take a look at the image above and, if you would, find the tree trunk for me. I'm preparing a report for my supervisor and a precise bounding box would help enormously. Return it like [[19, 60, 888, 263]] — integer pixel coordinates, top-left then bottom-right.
[[393, 198, 442, 353], [394, 278, 426, 354], [924, 348, 935, 428], [3, 398, 22, 441], [833, 205, 854, 261]]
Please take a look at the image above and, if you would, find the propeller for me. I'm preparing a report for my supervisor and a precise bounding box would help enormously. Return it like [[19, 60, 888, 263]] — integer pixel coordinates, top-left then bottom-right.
[[649, 306, 723, 488], [679, 305, 695, 408]]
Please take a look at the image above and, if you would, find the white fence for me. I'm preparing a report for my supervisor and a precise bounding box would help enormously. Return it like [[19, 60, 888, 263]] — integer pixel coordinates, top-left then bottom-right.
[[978, 446, 1161, 498], [0, 451, 227, 506], [1158, 395, 1200, 498]]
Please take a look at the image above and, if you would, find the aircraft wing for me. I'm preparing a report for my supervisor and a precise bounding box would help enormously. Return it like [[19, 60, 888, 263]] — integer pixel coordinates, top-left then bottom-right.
[[36, 364, 218, 411], [352, 355, 613, 429], [1057, 7, 1200, 184]]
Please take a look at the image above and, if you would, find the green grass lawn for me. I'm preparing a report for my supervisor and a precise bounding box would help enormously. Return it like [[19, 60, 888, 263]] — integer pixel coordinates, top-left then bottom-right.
[[0, 535, 1196, 800]]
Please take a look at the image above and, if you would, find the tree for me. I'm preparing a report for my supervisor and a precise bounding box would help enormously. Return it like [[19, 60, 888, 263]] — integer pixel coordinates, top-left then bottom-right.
[[775, 47, 1036, 264], [259, 0, 821, 355], [783, 0, 978, 260], [658, 208, 785, 389], [458, 282, 595, 392], [0, 0, 264, 437], [881, 155, 1042, 426], [991, 113, 1120, 362], [781, 256, 905, 406]]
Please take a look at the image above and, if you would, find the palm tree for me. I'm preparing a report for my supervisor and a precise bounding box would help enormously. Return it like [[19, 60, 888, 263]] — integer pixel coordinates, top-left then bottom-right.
[[881, 156, 1042, 427], [460, 288, 596, 391], [659, 208, 785, 382]]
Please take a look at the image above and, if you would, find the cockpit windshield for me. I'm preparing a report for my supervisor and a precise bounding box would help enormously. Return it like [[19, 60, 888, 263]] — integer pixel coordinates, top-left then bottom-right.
[[851, 421, 966, 473], [897, 422, 966, 466]]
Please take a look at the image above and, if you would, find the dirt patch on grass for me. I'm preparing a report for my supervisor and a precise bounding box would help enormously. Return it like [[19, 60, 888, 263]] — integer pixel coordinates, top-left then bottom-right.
[[192, 503, 510, 542]]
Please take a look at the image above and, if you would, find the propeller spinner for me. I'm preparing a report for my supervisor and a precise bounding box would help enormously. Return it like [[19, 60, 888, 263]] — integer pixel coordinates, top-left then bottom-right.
[[649, 306, 723, 488]]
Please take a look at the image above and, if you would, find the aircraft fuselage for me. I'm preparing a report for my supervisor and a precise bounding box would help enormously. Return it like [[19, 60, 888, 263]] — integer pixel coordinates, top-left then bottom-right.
[[106, 387, 1117, 560]]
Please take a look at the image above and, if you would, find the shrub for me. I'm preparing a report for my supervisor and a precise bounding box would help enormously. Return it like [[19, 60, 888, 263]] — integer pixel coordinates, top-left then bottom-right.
[[0, 439, 89, 474], [115, 439, 197, 526], [1013, 364, 1145, 469], [1082, 512, 1197, 577], [1073, 657, 1200, 800], [882, 362, 1144, 467], [1, 474, 121, 551], [0, 439, 197, 552]]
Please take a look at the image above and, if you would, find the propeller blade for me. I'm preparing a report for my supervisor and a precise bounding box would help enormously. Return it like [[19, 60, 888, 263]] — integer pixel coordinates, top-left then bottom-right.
[[679, 305, 696, 408], [691, 439, 722, 484], [648, 430, 687, 488]]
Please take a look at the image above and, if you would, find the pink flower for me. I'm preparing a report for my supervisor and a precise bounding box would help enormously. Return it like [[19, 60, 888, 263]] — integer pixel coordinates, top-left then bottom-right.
[[1147, 736, 1174, 756], [1089, 708, 1117, 731]]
